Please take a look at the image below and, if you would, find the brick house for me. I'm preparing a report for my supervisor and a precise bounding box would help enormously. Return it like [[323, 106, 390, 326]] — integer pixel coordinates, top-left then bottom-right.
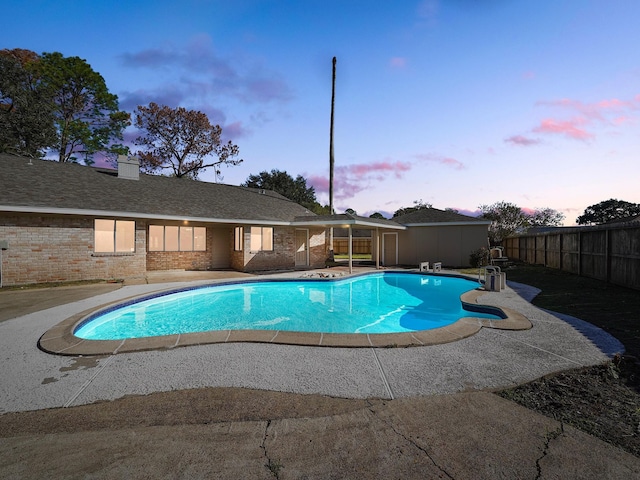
[[0, 154, 407, 286], [0, 154, 490, 287]]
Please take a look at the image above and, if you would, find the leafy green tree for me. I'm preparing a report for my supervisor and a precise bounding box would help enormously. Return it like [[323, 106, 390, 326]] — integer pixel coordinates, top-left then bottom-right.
[[392, 199, 432, 218], [134, 103, 241, 179], [0, 49, 56, 157], [369, 212, 386, 219], [38, 52, 129, 163], [311, 203, 332, 215], [479, 201, 529, 244], [242, 169, 319, 209], [529, 207, 565, 227], [576, 199, 640, 225], [480, 202, 565, 243], [345, 208, 357, 215]]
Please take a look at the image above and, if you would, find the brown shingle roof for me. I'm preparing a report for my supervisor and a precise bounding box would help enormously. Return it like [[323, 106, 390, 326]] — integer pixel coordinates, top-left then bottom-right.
[[0, 154, 314, 224], [393, 208, 489, 225]]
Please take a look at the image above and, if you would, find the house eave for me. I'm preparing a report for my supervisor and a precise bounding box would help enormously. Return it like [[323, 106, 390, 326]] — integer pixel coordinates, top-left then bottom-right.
[[0, 205, 293, 226], [402, 221, 491, 227], [291, 218, 407, 230]]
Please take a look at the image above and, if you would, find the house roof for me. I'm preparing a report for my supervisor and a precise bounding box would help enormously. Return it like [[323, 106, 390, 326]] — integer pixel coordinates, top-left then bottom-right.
[[393, 208, 490, 226], [604, 214, 640, 225], [294, 212, 406, 230], [0, 154, 315, 225]]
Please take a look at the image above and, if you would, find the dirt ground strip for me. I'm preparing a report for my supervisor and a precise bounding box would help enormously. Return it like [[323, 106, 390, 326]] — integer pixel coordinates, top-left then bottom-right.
[[1, 388, 639, 479]]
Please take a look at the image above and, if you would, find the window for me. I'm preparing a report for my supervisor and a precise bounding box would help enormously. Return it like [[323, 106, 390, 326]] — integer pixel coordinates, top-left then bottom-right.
[[94, 219, 135, 253], [234, 226, 243, 251], [180, 226, 193, 251], [148, 225, 164, 251], [194, 227, 206, 251], [250, 226, 273, 251], [165, 226, 179, 251], [148, 225, 206, 252]]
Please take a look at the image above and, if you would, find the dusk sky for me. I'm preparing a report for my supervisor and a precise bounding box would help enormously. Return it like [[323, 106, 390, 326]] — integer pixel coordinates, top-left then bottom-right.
[[3, 1, 639, 223]]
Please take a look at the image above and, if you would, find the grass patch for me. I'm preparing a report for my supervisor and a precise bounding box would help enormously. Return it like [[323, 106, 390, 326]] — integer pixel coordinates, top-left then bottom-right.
[[1, 278, 122, 291], [505, 264, 640, 358], [496, 263, 640, 456], [333, 254, 372, 260]]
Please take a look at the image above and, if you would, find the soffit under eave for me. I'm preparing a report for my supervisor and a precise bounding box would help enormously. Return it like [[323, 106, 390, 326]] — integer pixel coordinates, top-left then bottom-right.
[[0, 206, 293, 226], [290, 220, 406, 230], [401, 221, 491, 227]]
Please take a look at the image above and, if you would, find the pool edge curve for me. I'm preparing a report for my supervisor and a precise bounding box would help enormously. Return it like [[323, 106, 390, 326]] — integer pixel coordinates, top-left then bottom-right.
[[38, 273, 532, 356]]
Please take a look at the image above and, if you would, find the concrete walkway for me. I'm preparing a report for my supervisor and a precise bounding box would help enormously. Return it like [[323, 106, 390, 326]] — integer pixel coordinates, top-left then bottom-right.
[[1, 269, 638, 478], [0, 269, 623, 412]]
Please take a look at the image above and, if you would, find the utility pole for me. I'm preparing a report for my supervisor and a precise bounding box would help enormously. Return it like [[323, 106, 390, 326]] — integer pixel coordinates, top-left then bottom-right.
[[329, 56, 336, 215], [328, 56, 337, 260]]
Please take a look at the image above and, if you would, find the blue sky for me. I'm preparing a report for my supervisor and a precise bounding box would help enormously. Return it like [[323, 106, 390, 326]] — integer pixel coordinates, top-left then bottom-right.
[[3, 0, 639, 223]]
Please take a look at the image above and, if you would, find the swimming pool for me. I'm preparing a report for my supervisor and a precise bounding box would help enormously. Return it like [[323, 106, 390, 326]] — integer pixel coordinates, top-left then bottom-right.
[[74, 272, 504, 340]]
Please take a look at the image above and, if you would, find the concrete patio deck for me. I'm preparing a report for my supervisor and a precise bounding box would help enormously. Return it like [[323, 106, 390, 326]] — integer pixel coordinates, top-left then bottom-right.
[[0, 267, 623, 410], [1, 268, 638, 479]]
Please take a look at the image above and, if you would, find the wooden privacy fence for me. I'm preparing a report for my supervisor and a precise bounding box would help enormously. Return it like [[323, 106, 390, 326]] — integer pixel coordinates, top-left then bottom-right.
[[504, 221, 640, 290], [333, 238, 371, 255]]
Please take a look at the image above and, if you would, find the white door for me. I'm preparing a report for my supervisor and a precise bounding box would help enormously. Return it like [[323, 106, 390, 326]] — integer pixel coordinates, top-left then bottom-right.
[[295, 229, 309, 266], [382, 233, 398, 266]]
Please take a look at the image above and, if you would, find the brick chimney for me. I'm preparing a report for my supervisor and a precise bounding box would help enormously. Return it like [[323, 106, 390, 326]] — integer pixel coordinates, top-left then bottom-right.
[[117, 155, 140, 180]]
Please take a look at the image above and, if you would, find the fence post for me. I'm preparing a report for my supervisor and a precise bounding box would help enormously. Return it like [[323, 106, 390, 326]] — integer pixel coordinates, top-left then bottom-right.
[[606, 228, 611, 284], [559, 233, 563, 272], [578, 231, 582, 276]]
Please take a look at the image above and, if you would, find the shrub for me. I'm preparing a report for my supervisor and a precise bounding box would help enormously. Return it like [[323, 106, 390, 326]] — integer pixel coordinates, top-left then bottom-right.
[[469, 247, 490, 267]]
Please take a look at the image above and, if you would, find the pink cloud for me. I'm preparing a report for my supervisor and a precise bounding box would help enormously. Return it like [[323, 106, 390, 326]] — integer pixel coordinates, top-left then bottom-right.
[[307, 175, 329, 193], [307, 174, 367, 201], [414, 153, 465, 170], [344, 160, 412, 179], [246, 77, 293, 103], [308, 153, 465, 204], [119, 34, 293, 105], [533, 95, 640, 140], [221, 121, 250, 140], [613, 115, 635, 126], [533, 118, 593, 140], [307, 160, 414, 202], [119, 86, 187, 111], [596, 98, 628, 109], [389, 57, 407, 69], [504, 135, 541, 146]]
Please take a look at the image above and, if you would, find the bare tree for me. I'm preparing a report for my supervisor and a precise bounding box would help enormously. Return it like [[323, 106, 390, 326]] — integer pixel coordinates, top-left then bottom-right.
[[134, 103, 242, 179]]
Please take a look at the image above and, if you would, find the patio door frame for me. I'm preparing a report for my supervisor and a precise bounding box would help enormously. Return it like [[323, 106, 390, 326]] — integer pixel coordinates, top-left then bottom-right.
[[295, 228, 309, 267]]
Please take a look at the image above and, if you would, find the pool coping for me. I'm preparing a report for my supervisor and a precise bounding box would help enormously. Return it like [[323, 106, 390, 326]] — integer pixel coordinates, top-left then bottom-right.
[[38, 273, 532, 356]]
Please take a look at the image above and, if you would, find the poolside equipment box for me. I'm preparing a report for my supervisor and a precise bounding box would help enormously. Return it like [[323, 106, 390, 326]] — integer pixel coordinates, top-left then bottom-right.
[[480, 265, 506, 292], [486, 273, 502, 292]]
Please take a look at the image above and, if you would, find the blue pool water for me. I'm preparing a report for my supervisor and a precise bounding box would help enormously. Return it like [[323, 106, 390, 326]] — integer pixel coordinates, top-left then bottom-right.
[[74, 272, 504, 340]]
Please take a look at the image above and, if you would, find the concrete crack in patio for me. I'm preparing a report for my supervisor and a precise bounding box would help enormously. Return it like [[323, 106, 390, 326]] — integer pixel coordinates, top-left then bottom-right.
[[365, 400, 455, 479], [261, 419, 283, 479], [535, 423, 565, 480]]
